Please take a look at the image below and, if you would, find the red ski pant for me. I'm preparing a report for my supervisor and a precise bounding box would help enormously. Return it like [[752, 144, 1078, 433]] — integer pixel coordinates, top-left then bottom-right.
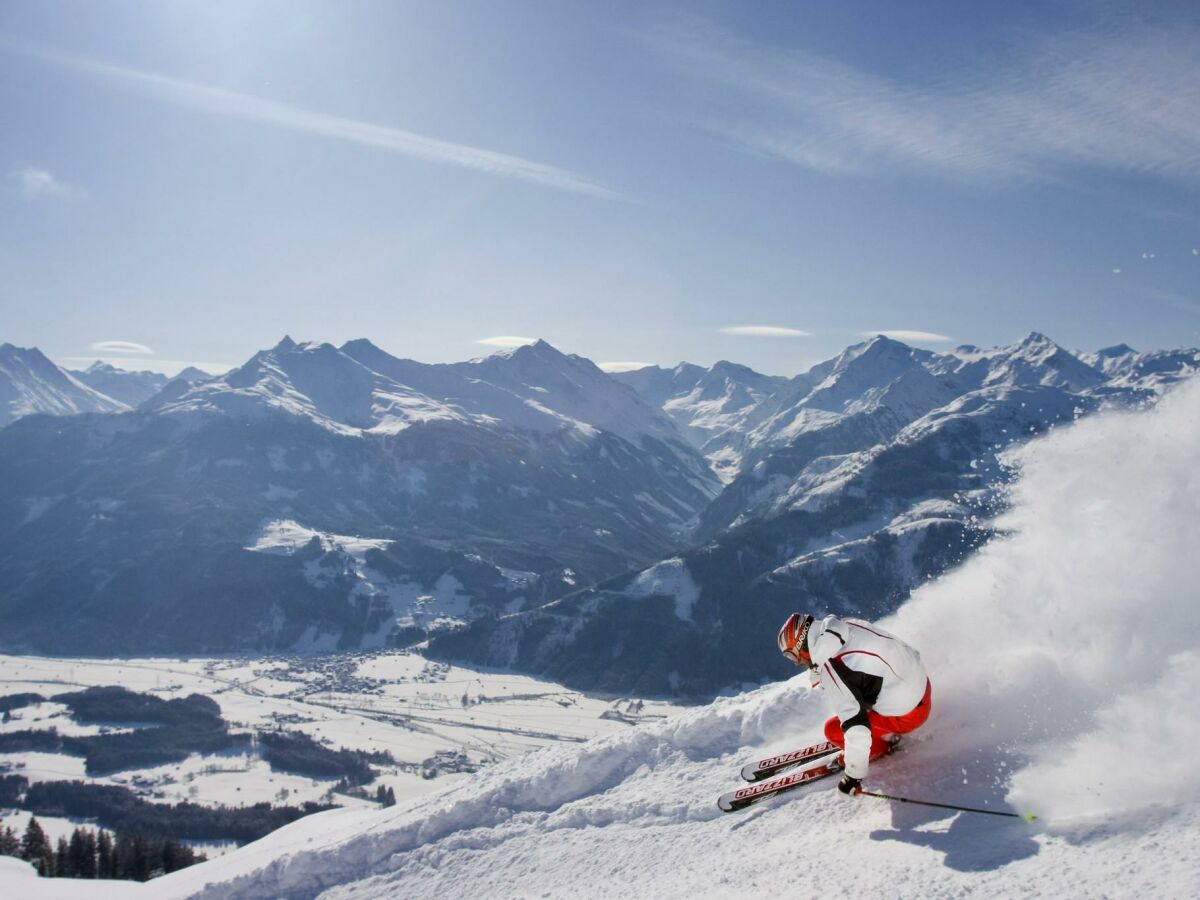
[[823, 679, 932, 759]]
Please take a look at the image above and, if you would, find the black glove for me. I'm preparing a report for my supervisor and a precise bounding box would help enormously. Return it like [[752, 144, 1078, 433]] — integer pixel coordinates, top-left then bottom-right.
[[837, 774, 862, 796]]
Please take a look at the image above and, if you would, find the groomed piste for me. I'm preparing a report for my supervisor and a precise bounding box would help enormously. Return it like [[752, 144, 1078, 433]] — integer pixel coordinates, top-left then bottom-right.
[[12, 376, 1200, 899]]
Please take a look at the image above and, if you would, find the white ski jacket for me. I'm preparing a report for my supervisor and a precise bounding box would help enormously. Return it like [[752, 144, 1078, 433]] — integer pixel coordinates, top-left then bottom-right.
[[808, 615, 928, 779]]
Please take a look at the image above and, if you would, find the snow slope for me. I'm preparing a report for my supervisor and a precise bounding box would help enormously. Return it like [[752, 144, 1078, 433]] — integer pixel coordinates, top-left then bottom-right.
[[612, 360, 788, 479], [100, 373, 1199, 898], [156, 337, 470, 436]]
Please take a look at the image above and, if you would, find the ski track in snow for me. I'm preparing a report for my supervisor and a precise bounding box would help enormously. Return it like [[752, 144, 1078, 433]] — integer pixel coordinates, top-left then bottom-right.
[[9, 377, 1200, 898]]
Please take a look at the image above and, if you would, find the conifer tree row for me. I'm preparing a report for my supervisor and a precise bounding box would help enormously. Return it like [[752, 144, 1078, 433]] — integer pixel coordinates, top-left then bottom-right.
[[0, 817, 205, 881]]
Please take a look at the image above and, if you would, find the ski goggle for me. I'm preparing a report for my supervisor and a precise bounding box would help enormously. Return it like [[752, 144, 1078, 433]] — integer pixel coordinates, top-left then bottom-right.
[[782, 644, 808, 665], [777, 613, 812, 664]]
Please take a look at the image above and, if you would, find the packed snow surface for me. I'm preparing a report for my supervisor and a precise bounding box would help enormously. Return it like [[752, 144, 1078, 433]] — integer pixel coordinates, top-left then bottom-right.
[[13, 377, 1200, 898]]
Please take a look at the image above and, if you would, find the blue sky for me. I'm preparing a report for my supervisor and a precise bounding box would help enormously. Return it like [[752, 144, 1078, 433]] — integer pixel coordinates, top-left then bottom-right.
[[2, 0, 1198, 376]]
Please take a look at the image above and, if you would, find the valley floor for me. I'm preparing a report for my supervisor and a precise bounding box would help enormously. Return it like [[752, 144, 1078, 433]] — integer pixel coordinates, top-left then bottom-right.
[[0, 650, 679, 865]]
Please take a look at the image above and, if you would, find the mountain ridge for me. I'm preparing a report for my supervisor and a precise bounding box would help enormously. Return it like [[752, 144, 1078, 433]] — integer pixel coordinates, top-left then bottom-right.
[[0, 344, 130, 427], [2, 332, 1198, 694], [0, 337, 719, 660], [427, 333, 1200, 694]]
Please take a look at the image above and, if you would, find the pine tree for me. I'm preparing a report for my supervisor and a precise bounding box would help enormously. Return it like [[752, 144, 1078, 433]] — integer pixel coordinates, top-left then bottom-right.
[[0, 824, 20, 856], [161, 838, 199, 874], [55, 836, 71, 878], [148, 835, 167, 880], [123, 832, 151, 882], [96, 829, 115, 879], [21, 817, 53, 876], [80, 829, 98, 879], [68, 827, 96, 879], [68, 828, 83, 877], [114, 831, 135, 880], [374, 784, 397, 807], [20, 816, 47, 861]]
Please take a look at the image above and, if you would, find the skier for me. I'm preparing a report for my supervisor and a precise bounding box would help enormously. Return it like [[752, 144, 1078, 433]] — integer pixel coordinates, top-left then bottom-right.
[[776, 613, 932, 797]]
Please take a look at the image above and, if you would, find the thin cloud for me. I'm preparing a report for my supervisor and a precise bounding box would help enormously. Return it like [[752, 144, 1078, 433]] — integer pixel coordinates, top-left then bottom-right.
[[90, 340, 154, 356], [1135, 287, 1200, 316], [720, 325, 811, 337], [862, 330, 955, 344], [10, 166, 78, 198], [599, 361, 655, 373], [13, 43, 619, 200], [476, 336, 538, 348], [648, 20, 1200, 185]]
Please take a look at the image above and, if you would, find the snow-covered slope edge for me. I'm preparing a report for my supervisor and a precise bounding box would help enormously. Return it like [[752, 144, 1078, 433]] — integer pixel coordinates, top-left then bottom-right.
[[149, 681, 806, 899], [136, 376, 1200, 899]]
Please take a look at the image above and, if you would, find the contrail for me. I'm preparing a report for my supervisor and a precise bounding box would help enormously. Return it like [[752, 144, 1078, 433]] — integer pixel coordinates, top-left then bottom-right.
[[12, 42, 620, 199]]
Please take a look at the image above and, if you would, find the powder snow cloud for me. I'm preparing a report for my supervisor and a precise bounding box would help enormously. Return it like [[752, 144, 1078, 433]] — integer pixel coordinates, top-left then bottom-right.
[[891, 375, 1200, 820]]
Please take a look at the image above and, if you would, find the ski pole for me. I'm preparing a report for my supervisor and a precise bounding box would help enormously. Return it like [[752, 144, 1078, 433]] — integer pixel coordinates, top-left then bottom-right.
[[858, 790, 1037, 822]]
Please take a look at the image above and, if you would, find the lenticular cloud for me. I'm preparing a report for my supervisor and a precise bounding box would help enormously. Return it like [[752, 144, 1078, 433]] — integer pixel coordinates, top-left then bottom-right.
[[889, 374, 1200, 820]]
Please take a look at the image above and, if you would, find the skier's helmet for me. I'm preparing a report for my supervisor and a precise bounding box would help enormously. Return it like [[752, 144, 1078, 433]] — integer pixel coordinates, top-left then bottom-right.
[[777, 613, 814, 666]]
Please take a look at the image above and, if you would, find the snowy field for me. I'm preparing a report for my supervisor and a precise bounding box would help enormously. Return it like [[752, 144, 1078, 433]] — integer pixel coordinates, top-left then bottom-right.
[[0, 649, 680, 857], [7, 377, 1200, 897]]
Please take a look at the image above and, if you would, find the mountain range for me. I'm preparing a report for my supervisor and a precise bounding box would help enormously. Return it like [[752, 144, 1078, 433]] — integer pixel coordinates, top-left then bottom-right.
[[0, 345, 213, 428], [424, 333, 1198, 693], [0, 333, 1195, 695], [0, 338, 715, 657]]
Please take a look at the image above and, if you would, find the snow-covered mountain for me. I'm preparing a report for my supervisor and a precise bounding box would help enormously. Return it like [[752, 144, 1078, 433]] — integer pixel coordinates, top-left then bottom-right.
[[69, 361, 169, 408], [81, 374, 1199, 900], [155, 337, 705, 464], [707, 332, 1194, 528], [0, 344, 129, 427], [1082, 343, 1200, 393], [432, 333, 1198, 695], [152, 336, 716, 498], [612, 361, 787, 480], [154, 336, 472, 435], [719, 336, 958, 481], [451, 340, 702, 454], [2, 331, 1196, 690], [0, 337, 717, 657], [621, 332, 1196, 489], [941, 331, 1106, 393]]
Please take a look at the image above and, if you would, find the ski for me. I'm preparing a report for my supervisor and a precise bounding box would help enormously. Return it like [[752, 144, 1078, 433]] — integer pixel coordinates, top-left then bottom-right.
[[740, 740, 838, 782], [719, 755, 842, 812], [720, 736, 902, 813]]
